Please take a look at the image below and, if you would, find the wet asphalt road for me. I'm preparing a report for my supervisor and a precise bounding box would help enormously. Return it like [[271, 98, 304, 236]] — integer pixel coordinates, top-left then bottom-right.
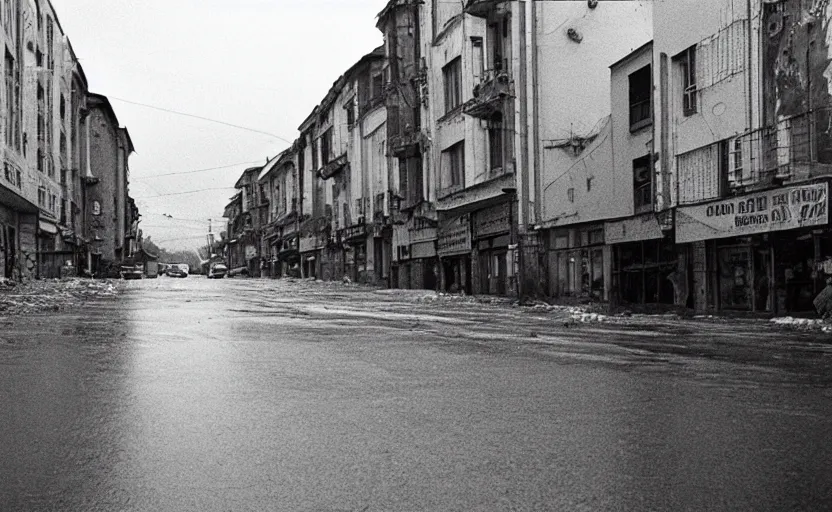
[[1, 277, 832, 511]]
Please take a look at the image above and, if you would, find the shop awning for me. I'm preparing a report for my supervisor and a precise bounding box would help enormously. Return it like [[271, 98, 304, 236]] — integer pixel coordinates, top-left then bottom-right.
[[38, 220, 59, 234], [604, 214, 663, 245]]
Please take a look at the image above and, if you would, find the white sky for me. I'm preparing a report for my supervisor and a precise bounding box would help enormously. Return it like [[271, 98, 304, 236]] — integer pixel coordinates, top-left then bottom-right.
[[50, 0, 388, 251]]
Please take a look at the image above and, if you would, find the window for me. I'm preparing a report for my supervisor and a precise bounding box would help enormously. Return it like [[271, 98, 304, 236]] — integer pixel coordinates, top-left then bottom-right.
[[633, 155, 653, 212], [443, 57, 462, 113], [311, 140, 319, 170], [679, 46, 697, 116], [628, 65, 652, 130], [488, 113, 504, 172], [730, 137, 743, 177], [5, 49, 19, 151], [320, 129, 332, 164], [398, 158, 408, 201], [37, 187, 46, 207], [567, 187, 575, 203], [59, 94, 65, 121], [371, 73, 383, 99], [443, 141, 465, 188], [345, 100, 355, 127]]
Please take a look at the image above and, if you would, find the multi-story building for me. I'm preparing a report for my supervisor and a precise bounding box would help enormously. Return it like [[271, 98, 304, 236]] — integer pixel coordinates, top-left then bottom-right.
[[85, 93, 135, 276], [456, 0, 651, 299], [229, 165, 266, 277], [656, 0, 832, 314], [0, 0, 136, 280], [223, 191, 243, 270], [259, 147, 299, 278], [378, 0, 438, 291]]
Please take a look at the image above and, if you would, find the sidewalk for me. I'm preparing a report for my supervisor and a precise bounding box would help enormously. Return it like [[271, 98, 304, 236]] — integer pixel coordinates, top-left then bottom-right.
[[0, 278, 122, 315], [371, 285, 832, 333]]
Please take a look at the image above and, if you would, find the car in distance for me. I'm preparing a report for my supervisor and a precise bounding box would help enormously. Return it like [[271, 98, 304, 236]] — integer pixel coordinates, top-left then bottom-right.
[[166, 265, 188, 278], [207, 263, 228, 279]]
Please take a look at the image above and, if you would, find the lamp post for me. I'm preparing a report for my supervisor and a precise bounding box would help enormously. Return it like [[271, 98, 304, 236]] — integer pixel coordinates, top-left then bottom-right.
[[502, 186, 523, 305]]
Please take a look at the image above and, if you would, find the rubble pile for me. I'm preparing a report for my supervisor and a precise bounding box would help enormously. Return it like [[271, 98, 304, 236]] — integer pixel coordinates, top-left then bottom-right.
[[0, 278, 122, 315]]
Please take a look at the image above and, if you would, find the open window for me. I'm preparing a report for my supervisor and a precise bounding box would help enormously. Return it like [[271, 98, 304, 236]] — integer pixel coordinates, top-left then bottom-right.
[[628, 65, 652, 131]]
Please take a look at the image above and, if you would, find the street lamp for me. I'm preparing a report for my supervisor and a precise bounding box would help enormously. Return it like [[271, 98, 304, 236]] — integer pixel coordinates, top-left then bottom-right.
[[502, 186, 523, 305]]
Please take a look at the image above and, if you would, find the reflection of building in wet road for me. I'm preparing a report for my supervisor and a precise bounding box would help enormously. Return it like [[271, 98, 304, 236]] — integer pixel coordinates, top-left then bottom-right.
[[2, 278, 831, 510]]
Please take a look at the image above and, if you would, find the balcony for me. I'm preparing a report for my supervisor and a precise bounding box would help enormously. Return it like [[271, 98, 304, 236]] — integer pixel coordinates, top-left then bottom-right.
[[464, 0, 505, 18], [463, 69, 513, 119]]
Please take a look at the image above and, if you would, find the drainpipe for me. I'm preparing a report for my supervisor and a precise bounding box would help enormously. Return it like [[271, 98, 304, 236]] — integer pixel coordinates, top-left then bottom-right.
[[529, 0, 541, 223]]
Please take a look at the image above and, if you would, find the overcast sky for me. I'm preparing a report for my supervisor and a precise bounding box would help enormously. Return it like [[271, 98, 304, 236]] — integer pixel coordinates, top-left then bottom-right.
[[50, 0, 388, 253]]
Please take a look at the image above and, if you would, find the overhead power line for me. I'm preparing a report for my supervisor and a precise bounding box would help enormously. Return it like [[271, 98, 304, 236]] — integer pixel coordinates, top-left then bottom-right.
[[107, 95, 296, 145], [135, 186, 236, 199], [132, 160, 264, 180]]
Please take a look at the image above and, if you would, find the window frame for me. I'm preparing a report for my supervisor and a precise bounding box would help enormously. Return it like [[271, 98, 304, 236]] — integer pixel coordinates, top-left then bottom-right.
[[628, 64, 652, 131], [679, 46, 697, 116], [443, 57, 462, 113]]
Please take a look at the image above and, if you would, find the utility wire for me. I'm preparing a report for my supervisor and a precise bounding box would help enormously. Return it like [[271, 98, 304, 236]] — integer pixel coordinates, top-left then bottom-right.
[[107, 96, 296, 145], [132, 160, 264, 180], [136, 186, 236, 199]]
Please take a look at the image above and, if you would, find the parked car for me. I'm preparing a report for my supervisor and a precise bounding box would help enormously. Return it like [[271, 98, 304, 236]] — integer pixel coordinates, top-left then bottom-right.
[[166, 265, 188, 278], [120, 264, 144, 280], [207, 263, 228, 279]]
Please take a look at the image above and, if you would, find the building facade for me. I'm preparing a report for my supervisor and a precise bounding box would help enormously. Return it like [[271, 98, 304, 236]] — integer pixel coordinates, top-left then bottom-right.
[[0, 0, 138, 280]]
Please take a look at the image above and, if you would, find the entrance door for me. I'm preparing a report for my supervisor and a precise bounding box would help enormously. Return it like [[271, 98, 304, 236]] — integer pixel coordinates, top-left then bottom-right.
[[718, 247, 752, 310], [5, 226, 16, 279], [496, 251, 507, 295]]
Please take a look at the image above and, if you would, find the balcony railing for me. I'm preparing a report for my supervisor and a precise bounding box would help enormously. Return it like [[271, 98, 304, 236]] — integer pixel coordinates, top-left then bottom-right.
[[463, 69, 513, 119]]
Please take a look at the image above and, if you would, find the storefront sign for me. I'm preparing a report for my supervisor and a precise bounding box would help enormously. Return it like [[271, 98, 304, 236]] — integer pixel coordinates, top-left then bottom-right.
[[342, 224, 366, 242], [475, 202, 510, 239], [604, 214, 663, 245], [676, 182, 828, 243], [411, 240, 436, 259], [437, 213, 471, 256]]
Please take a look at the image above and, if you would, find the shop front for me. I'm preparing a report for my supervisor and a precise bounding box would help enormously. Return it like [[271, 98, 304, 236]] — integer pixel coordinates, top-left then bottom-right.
[[299, 233, 323, 280], [605, 214, 677, 305], [437, 211, 472, 294], [544, 223, 609, 300], [341, 224, 367, 283], [676, 181, 829, 313], [393, 215, 438, 290], [277, 233, 300, 277], [473, 201, 511, 295]]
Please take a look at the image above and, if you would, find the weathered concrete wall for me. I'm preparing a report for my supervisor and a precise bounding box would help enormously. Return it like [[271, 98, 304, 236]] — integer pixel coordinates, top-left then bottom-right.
[[88, 106, 119, 262], [610, 44, 653, 219], [536, 0, 652, 226]]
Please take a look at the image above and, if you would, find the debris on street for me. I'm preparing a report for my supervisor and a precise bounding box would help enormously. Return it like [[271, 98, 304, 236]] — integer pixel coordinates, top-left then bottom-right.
[[0, 279, 122, 315]]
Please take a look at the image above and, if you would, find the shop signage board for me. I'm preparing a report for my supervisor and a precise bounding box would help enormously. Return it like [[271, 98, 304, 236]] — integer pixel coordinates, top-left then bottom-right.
[[604, 214, 664, 245], [475, 202, 511, 239], [676, 182, 828, 244], [342, 224, 366, 242], [437, 213, 471, 256]]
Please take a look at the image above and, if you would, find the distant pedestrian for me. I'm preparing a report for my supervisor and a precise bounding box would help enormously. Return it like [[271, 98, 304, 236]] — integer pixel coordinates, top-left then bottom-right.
[[813, 277, 832, 320]]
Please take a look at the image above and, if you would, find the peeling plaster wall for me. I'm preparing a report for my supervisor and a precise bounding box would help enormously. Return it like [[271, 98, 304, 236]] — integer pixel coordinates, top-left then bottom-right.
[[537, 0, 652, 225], [428, 12, 488, 198], [763, 0, 832, 166]]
